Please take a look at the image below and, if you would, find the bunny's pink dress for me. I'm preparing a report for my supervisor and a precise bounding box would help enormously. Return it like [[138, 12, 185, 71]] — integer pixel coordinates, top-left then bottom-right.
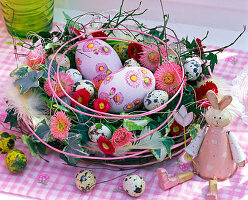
[[193, 127, 237, 180]]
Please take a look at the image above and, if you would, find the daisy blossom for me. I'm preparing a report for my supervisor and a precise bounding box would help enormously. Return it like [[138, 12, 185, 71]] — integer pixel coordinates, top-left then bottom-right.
[[50, 111, 71, 141], [44, 72, 74, 97], [154, 63, 184, 96]]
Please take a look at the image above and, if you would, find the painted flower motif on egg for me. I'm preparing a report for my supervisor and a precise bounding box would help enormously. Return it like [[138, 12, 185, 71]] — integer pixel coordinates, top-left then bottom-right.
[[98, 67, 155, 113], [75, 39, 122, 86]]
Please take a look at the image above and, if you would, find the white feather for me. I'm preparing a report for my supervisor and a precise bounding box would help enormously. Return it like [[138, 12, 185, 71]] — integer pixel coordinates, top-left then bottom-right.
[[3, 82, 47, 126], [131, 127, 164, 150]]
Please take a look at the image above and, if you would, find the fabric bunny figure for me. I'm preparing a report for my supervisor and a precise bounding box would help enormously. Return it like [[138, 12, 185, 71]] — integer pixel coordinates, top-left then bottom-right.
[[185, 90, 246, 199]]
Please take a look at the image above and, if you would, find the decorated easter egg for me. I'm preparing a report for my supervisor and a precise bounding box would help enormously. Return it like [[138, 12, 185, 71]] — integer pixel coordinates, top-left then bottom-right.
[[98, 67, 155, 113], [66, 69, 82, 83], [75, 39, 122, 85], [123, 174, 146, 197], [5, 149, 27, 173], [113, 43, 129, 62], [124, 58, 141, 68], [88, 124, 112, 143], [48, 53, 70, 70], [0, 132, 15, 154], [75, 80, 95, 97], [144, 90, 169, 110], [75, 169, 96, 192], [183, 57, 202, 81]]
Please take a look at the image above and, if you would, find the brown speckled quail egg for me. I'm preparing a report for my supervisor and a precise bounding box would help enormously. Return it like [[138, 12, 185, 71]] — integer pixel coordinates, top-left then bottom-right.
[[123, 174, 146, 197], [48, 53, 70, 70], [144, 90, 169, 110], [75, 80, 96, 97], [88, 124, 112, 143], [75, 169, 96, 192]]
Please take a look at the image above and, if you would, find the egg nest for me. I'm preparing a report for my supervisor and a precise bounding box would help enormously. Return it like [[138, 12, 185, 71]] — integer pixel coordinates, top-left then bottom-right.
[[4, 11, 220, 168]]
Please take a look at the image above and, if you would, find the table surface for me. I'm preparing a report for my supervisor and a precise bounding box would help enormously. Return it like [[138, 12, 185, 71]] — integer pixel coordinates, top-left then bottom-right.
[[0, 8, 248, 200]]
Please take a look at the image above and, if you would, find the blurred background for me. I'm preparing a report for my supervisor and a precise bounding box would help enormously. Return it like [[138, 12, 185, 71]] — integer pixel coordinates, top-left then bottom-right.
[[55, 0, 248, 31], [54, 0, 248, 50]]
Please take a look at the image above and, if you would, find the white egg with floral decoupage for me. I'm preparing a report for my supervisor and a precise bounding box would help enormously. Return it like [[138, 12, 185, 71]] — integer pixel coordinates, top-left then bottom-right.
[[98, 67, 155, 113], [75, 39, 122, 85]]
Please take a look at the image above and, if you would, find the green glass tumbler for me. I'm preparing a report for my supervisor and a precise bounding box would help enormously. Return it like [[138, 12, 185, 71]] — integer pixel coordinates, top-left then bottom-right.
[[0, 0, 54, 38]]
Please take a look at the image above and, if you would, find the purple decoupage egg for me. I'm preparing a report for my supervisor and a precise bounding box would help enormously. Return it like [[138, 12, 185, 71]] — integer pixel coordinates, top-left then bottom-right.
[[75, 39, 122, 84], [98, 67, 155, 113]]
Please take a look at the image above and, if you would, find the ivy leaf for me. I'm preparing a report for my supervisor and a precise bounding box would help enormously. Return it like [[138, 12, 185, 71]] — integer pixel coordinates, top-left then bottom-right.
[[35, 142, 47, 155], [151, 146, 167, 162], [70, 124, 89, 144], [33, 123, 51, 142], [161, 137, 174, 158], [75, 105, 91, 123], [206, 52, 218, 72], [42, 59, 62, 78], [61, 133, 88, 166], [123, 116, 153, 131], [148, 29, 160, 38], [189, 124, 201, 139], [22, 135, 40, 159], [14, 70, 43, 94], [150, 136, 174, 161], [10, 66, 29, 78], [4, 108, 18, 129], [59, 153, 78, 167]]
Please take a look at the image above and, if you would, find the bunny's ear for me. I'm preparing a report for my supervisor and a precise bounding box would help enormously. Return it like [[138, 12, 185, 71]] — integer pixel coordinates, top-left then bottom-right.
[[219, 95, 232, 110], [206, 90, 219, 109]]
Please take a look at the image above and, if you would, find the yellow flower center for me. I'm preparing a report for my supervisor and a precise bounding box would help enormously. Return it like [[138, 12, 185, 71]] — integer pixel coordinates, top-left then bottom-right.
[[130, 75, 137, 82], [88, 43, 94, 48], [141, 70, 147, 74], [127, 104, 133, 109], [173, 126, 180, 132], [99, 103, 105, 109], [106, 76, 111, 80], [58, 121, 65, 131], [116, 96, 120, 103], [103, 143, 109, 149], [163, 73, 174, 85], [78, 97, 82, 103], [144, 77, 150, 85], [99, 66, 104, 71]]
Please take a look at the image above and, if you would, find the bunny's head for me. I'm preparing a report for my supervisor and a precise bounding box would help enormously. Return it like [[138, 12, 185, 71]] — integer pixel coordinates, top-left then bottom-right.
[[205, 90, 232, 128]]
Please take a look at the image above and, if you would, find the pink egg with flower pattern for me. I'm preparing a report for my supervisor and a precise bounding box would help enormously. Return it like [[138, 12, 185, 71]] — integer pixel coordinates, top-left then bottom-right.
[[75, 39, 122, 85], [98, 67, 155, 113]]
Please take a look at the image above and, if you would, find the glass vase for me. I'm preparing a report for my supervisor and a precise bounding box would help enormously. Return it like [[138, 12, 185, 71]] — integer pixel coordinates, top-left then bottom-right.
[[0, 0, 54, 38]]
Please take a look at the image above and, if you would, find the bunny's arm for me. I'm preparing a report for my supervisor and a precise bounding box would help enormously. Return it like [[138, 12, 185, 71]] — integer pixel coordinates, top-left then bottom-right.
[[227, 131, 246, 166], [185, 125, 208, 157]]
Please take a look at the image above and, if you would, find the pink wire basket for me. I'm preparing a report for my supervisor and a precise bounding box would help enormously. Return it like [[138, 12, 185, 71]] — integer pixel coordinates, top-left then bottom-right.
[[22, 27, 195, 168]]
